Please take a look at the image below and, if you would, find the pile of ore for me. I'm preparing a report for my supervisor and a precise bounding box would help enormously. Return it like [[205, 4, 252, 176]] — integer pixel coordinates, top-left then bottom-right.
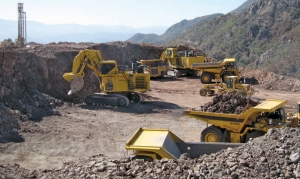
[[1, 127, 300, 178], [201, 93, 260, 114]]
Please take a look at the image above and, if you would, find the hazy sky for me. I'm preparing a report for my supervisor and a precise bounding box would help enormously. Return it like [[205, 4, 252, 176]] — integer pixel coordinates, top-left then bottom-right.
[[1, 0, 247, 27]]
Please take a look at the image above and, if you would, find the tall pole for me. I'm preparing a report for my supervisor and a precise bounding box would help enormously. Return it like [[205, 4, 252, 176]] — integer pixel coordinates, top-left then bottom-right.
[[17, 3, 26, 47]]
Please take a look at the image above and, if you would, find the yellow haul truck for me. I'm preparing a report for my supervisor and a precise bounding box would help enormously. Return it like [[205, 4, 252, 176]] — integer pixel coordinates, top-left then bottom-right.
[[191, 58, 239, 84], [186, 99, 299, 143], [137, 59, 166, 78], [125, 127, 242, 161]]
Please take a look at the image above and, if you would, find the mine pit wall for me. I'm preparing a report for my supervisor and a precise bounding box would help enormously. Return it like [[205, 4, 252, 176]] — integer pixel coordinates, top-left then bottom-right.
[[0, 42, 165, 142], [0, 42, 164, 105]]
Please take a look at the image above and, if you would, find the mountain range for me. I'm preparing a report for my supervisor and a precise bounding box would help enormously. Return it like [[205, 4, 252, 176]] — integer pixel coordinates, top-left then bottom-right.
[[0, 19, 168, 43], [127, 0, 257, 44]]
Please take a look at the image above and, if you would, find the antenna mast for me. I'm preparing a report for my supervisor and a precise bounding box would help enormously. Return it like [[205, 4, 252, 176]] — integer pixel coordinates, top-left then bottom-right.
[[17, 3, 26, 47]]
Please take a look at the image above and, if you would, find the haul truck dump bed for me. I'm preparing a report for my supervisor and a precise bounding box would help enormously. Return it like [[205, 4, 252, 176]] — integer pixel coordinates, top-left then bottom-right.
[[186, 99, 291, 143], [125, 128, 242, 160]]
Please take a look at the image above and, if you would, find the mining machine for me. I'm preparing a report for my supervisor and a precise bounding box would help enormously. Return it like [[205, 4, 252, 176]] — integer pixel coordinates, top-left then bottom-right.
[[63, 49, 150, 107]]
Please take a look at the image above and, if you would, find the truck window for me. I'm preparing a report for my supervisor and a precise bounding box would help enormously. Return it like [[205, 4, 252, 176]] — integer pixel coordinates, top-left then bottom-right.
[[167, 50, 172, 57], [157, 61, 164, 66], [266, 108, 284, 120], [226, 78, 233, 88], [279, 108, 286, 121], [101, 64, 116, 74]]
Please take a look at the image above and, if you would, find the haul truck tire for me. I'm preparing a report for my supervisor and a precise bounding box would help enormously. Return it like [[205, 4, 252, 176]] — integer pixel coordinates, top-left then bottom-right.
[[200, 73, 212, 84], [160, 71, 165, 79], [201, 125, 224, 142], [245, 131, 266, 142], [199, 88, 207, 96]]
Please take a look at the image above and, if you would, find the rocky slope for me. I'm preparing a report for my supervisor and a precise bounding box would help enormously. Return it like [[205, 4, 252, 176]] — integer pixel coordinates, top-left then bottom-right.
[[171, 0, 300, 78]]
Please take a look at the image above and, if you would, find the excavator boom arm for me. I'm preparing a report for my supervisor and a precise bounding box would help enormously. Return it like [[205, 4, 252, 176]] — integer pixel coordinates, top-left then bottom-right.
[[71, 49, 104, 77], [63, 49, 105, 94]]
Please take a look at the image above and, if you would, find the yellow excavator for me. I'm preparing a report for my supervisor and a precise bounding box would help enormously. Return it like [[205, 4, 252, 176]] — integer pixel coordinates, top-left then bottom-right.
[[63, 49, 150, 107]]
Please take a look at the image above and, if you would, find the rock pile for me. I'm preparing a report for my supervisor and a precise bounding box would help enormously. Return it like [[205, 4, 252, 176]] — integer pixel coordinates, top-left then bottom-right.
[[1, 127, 300, 178], [239, 67, 300, 92], [200, 93, 260, 114]]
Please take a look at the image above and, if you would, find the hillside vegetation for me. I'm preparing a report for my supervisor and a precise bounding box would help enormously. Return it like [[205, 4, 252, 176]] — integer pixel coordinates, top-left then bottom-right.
[[169, 0, 300, 78], [127, 14, 222, 44], [230, 0, 257, 14]]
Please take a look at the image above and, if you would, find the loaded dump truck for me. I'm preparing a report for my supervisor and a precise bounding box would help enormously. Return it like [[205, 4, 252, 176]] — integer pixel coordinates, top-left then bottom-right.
[[125, 128, 242, 161], [186, 99, 299, 143], [160, 47, 239, 83], [191, 58, 239, 84]]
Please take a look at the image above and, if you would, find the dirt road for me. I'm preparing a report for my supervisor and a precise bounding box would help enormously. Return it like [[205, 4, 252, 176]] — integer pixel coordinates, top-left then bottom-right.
[[0, 77, 299, 170]]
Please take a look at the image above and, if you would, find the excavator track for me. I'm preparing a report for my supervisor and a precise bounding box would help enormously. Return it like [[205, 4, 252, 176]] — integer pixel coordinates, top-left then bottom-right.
[[85, 93, 130, 107]]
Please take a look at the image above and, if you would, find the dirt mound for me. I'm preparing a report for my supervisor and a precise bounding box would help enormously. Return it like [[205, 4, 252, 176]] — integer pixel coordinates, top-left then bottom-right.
[[1, 127, 299, 178], [198, 93, 260, 114], [240, 67, 300, 92]]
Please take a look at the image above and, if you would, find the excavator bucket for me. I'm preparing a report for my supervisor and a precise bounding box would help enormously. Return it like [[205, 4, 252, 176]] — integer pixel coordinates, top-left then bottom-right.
[[68, 75, 84, 95]]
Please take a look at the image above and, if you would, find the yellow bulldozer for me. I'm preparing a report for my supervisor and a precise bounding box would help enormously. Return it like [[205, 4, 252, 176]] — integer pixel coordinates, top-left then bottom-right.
[[199, 76, 258, 97], [63, 49, 150, 107]]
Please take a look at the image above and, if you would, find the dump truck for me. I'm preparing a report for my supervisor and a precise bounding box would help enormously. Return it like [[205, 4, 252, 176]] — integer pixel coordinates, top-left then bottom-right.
[[159, 48, 239, 82], [160, 47, 206, 77], [125, 127, 242, 161], [137, 59, 166, 78], [191, 58, 239, 84], [199, 76, 258, 97], [186, 99, 299, 143]]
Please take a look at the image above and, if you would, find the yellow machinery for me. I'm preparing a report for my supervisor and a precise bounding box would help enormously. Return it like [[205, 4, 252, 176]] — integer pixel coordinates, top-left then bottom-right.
[[287, 102, 300, 127], [191, 58, 239, 84], [199, 76, 258, 97], [160, 48, 239, 83], [186, 99, 299, 143], [63, 49, 150, 107], [125, 127, 242, 161], [160, 47, 205, 77], [137, 59, 166, 78]]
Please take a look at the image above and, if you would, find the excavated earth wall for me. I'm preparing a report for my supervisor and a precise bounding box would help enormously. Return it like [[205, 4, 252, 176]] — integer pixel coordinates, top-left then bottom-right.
[[0, 42, 164, 142]]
